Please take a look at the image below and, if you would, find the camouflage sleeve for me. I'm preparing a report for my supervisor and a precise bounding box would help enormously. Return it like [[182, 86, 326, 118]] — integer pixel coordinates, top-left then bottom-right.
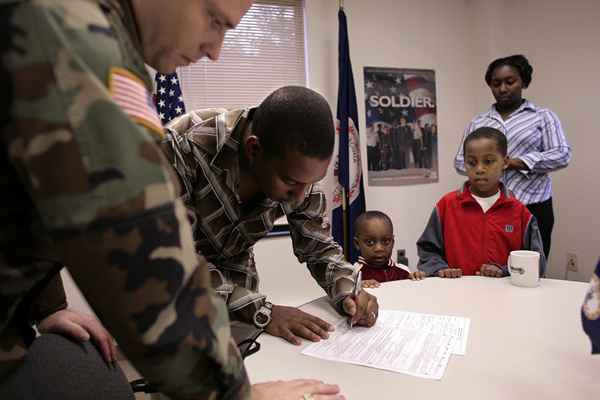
[[285, 186, 356, 314], [183, 191, 265, 325], [29, 273, 67, 324], [2, 2, 249, 398]]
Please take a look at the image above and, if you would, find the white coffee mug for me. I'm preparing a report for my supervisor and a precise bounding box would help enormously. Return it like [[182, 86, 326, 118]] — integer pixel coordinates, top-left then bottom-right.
[[507, 250, 540, 287]]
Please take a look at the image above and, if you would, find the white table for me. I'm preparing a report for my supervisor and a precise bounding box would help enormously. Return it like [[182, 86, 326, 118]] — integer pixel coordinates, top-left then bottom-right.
[[246, 277, 600, 399]]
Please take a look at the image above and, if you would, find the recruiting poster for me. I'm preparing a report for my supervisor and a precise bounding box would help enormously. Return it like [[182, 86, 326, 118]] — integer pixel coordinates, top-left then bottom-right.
[[364, 67, 438, 186]]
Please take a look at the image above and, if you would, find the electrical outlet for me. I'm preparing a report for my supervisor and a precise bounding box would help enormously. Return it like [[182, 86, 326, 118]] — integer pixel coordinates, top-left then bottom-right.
[[397, 249, 408, 267], [566, 252, 578, 272]]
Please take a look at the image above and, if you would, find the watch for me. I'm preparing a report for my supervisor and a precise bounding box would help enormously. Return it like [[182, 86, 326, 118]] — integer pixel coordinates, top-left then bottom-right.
[[253, 301, 273, 329]]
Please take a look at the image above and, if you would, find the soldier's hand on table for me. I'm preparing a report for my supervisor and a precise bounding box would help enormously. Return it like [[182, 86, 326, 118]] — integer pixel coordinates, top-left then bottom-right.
[[437, 268, 463, 278], [362, 279, 381, 288], [265, 305, 334, 346], [251, 379, 344, 400], [342, 290, 379, 327], [476, 263, 504, 277], [37, 309, 116, 365]]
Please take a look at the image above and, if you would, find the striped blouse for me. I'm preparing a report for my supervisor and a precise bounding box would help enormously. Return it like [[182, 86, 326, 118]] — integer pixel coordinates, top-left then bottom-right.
[[454, 100, 571, 205]]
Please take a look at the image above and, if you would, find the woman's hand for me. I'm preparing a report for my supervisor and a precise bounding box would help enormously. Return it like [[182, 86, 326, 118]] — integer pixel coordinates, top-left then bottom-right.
[[506, 158, 529, 171]]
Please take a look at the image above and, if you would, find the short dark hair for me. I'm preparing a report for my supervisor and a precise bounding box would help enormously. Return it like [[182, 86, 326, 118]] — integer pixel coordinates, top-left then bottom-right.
[[252, 86, 334, 160], [485, 54, 533, 88], [463, 127, 507, 157], [354, 210, 393, 236]]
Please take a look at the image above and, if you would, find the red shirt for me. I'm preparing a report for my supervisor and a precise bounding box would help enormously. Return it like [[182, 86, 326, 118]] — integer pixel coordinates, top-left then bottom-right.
[[356, 257, 410, 282]]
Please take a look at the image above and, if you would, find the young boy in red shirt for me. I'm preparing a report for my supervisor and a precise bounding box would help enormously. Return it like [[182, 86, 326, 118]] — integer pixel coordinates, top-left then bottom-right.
[[417, 127, 546, 278], [354, 211, 425, 288]]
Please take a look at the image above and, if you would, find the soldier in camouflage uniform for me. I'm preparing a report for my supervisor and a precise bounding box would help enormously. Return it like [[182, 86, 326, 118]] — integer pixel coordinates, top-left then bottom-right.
[[0, 1, 344, 399]]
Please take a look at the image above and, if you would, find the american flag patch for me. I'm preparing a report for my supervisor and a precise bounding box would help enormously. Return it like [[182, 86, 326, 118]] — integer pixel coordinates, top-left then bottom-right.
[[108, 67, 164, 139]]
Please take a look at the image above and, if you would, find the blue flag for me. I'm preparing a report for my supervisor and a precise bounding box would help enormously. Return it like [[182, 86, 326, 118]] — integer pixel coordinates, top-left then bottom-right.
[[155, 72, 186, 125], [331, 9, 366, 263]]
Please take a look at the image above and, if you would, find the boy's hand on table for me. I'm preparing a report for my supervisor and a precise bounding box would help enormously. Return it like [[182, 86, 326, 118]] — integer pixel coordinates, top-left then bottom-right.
[[409, 271, 427, 280], [476, 264, 504, 277], [437, 268, 463, 278], [265, 305, 334, 346], [362, 279, 381, 288]]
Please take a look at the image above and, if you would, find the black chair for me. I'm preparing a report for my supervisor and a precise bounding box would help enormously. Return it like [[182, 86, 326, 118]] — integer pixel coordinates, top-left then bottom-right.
[[0, 333, 134, 400]]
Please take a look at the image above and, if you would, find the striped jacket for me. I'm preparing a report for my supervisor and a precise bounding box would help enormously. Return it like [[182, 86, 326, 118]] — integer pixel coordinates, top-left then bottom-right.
[[455, 100, 571, 205], [162, 108, 356, 322]]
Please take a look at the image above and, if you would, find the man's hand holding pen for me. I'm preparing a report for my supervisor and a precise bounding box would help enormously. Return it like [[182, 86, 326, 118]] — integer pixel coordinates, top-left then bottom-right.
[[343, 269, 379, 328]]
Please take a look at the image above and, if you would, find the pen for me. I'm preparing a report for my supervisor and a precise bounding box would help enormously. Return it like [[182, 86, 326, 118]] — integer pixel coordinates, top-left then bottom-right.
[[349, 268, 362, 328]]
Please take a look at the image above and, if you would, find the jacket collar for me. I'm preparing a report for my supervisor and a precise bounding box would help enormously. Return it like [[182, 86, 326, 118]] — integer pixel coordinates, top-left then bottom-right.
[[109, 0, 144, 57], [357, 256, 395, 268], [457, 181, 515, 207]]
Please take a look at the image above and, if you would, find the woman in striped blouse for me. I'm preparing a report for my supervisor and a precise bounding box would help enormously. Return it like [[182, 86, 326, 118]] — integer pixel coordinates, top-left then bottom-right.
[[454, 55, 571, 260]]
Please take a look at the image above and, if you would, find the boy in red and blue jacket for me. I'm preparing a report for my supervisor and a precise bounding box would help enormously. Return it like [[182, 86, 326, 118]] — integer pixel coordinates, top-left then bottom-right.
[[417, 127, 546, 278]]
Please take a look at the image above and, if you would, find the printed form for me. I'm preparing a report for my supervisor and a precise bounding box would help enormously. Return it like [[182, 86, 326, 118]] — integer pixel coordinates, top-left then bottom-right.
[[377, 311, 471, 355], [301, 310, 470, 380]]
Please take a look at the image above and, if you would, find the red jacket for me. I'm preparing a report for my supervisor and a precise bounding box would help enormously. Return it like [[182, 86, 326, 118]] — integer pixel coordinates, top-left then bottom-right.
[[417, 183, 546, 276], [355, 256, 410, 282]]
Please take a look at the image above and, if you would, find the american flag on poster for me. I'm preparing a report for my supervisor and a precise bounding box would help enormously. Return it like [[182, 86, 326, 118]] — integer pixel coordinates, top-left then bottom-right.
[[155, 72, 186, 124]]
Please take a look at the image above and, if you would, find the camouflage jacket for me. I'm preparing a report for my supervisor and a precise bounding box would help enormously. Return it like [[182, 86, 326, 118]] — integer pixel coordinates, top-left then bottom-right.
[[162, 109, 357, 323], [0, 1, 250, 398]]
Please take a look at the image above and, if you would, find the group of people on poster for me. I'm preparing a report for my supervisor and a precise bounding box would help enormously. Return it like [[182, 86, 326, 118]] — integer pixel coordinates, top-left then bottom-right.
[[367, 119, 437, 172], [363, 67, 438, 184]]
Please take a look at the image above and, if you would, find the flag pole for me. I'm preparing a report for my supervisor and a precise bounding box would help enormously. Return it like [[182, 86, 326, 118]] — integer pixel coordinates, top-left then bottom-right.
[[341, 187, 349, 260], [339, 2, 349, 262]]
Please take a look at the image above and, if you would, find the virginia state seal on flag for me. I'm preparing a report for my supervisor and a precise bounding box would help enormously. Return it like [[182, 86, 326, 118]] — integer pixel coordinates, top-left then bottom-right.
[[332, 117, 363, 209]]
